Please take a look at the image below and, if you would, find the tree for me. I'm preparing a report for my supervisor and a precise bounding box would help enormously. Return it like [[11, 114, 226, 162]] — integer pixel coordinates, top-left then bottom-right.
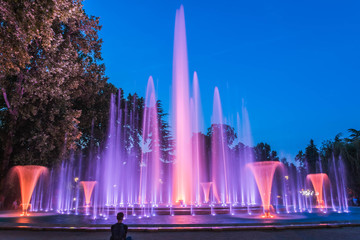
[[295, 150, 306, 168], [345, 129, 360, 143], [206, 124, 237, 147], [76, 82, 118, 153], [0, 0, 106, 172], [157, 100, 174, 163], [305, 139, 319, 173], [0, 0, 83, 77], [341, 130, 360, 194], [253, 142, 279, 162], [123, 93, 144, 162]]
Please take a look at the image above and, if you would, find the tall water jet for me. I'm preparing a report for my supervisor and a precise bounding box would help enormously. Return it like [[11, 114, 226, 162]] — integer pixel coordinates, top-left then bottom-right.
[[191, 71, 205, 204], [239, 103, 257, 206], [247, 161, 283, 218], [80, 181, 97, 206], [139, 76, 161, 206], [211, 87, 229, 204], [102, 93, 118, 206], [9, 165, 48, 216], [172, 5, 193, 204], [329, 154, 348, 212], [307, 173, 329, 208]]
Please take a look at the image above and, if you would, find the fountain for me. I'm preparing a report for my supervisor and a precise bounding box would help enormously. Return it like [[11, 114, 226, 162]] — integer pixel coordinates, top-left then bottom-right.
[[4, 5, 349, 222], [172, 5, 193, 205], [306, 173, 329, 209], [139, 76, 161, 206], [80, 181, 97, 206], [211, 87, 229, 204], [239, 104, 257, 207], [200, 182, 213, 203], [9, 165, 48, 216], [191, 71, 205, 205], [247, 161, 283, 218]]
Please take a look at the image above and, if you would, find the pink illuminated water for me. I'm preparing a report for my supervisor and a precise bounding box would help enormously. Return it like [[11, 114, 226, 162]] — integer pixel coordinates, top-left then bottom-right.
[[307, 173, 329, 208], [10, 165, 48, 216], [191, 71, 205, 204], [80, 181, 97, 206], [247, 161, 283, 217], [240, 104, 257, 206], [211, 87, 229, 204], [200, 182, 213, 203], [172, 5, 193, 204], [139, 76, 161, 205]]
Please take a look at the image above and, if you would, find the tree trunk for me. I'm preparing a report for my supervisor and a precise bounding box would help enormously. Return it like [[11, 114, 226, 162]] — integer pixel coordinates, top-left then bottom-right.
[[2, 130, 13, 172]]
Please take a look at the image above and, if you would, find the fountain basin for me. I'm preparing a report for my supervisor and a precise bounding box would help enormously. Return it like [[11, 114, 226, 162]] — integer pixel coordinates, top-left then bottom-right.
[[0, 207, 358, 231]]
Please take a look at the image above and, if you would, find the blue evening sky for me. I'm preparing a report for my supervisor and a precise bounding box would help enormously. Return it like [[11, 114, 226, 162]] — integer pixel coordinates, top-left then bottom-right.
[[83, 0, 360, 160]]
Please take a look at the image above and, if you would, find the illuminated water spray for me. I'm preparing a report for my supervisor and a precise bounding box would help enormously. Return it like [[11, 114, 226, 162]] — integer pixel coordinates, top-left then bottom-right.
[[80, 181, 97, 206], [307, 173, 329, 209], [191, 71, 204, 205], [200, 182, 213, 203], [139, 76, 161, 205], [10, 165, 48, 216], [172, 5, 193, 204], [211, 87, 229, 204], [247, 161, 283, 218]]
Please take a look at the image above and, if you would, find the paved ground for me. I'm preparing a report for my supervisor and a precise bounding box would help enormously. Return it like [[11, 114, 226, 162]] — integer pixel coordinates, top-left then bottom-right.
[[2, 227, 360, 240]]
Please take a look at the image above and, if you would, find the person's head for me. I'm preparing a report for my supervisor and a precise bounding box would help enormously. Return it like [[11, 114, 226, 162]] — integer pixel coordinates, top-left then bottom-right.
[[117, 212, 124, 222]]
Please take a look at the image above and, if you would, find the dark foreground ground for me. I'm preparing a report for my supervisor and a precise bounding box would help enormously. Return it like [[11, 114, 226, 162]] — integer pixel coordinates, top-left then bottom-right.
[[2, 227, 360, 240]]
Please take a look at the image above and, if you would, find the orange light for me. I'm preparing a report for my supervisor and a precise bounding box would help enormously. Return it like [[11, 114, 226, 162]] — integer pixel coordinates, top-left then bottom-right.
[[261, 212, 275, 218], [247, 161, 282, 215], [307, 173, 329, 208], [10, 165, 48, 216], [80, 181, 97, 206]]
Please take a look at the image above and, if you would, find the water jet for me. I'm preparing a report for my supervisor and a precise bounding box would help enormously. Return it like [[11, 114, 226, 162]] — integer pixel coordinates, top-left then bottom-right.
[[307, 173, 329, 209], [247, 161, 283, 218], [10, 165, 48, 216], [80, 181, 97, 206]]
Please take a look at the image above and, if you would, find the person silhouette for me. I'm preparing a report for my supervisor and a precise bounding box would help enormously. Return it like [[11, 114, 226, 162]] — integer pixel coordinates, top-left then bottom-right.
[[110, 212, 131, 240]]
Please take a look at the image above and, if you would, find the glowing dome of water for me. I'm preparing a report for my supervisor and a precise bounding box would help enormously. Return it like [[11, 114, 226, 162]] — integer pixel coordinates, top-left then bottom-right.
[[9, 165, 48, 216], [80, 181, 97, 206], [306, 173, 329, 209], [247, 161, 283, 218]]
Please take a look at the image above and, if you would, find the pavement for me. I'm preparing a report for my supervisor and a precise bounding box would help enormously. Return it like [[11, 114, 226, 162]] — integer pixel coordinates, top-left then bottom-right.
[[2, 227, 360, 240]]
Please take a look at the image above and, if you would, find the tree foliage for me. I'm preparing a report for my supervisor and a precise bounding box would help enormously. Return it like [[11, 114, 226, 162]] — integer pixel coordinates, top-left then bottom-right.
[[0, 0, 83, 76], [0, 0, 106, 171], [206, 124, 237, 147], [157, 100, 174, 163], [304, 139, 319, 173], [253, 142, 279, 162]]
